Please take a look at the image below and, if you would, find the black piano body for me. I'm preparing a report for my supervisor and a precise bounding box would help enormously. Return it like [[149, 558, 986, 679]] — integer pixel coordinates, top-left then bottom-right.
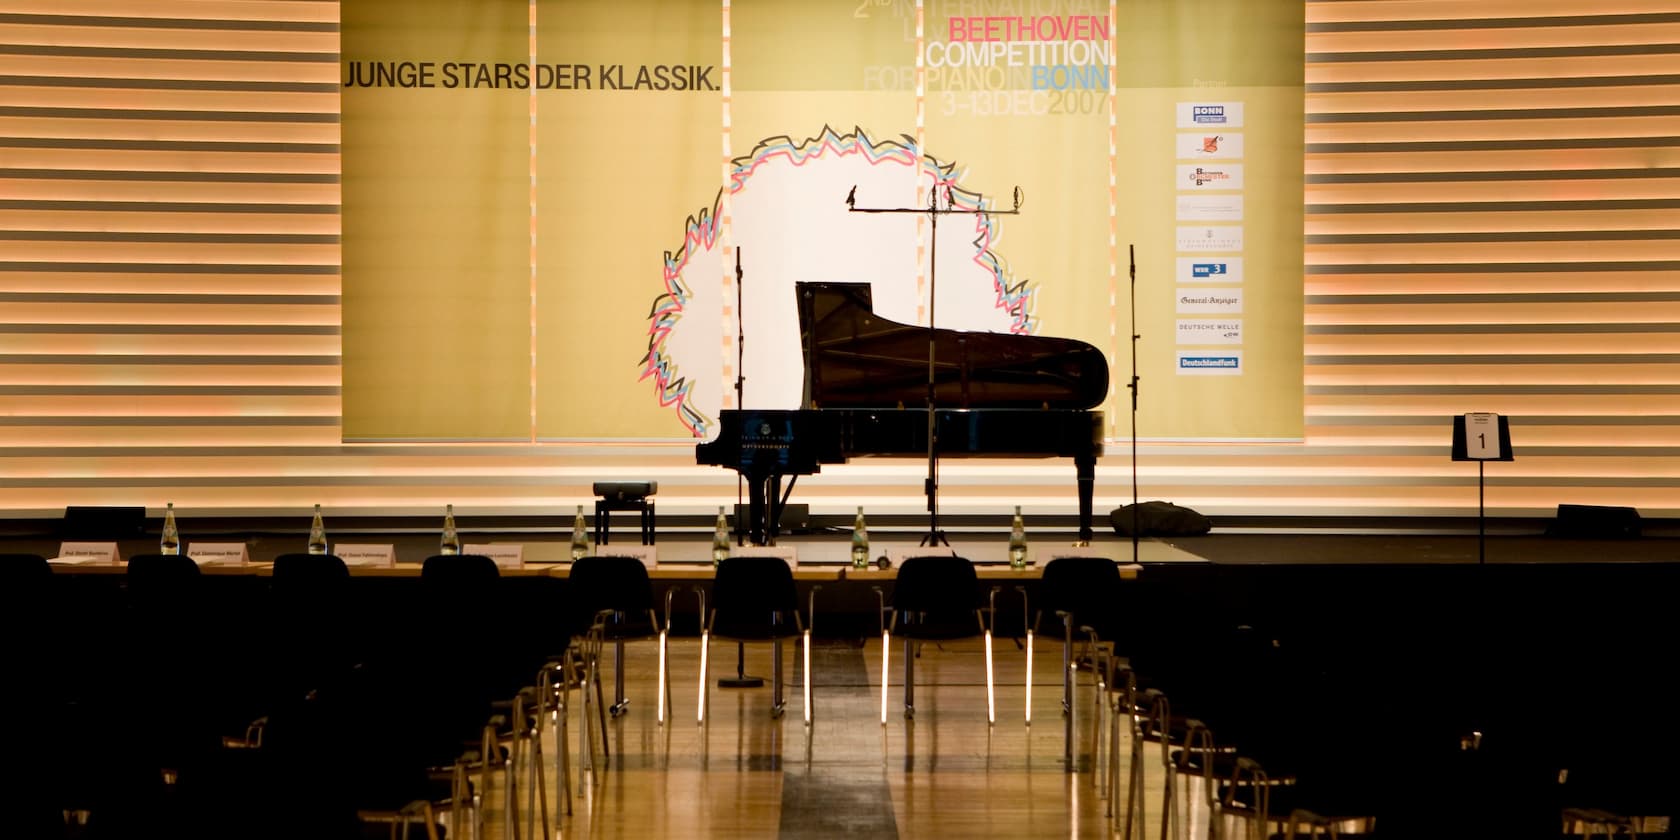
[[697, 282, 1108, 544]]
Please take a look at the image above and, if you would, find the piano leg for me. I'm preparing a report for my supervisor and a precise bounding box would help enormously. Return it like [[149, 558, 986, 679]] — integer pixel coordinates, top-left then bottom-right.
[[746, 475, 770, 547], [1076, 452, 1096, 544]]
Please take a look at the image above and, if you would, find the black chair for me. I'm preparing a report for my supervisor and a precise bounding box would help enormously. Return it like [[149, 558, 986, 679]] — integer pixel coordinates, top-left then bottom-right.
[[1029, 555, 1127, 757], [877, 554, 996, 725], [265, 553, 358, 713], [122, 553, 227, 766], [697, 555, 814, 725], [564, 555, 672, 727], [0, 554, 69, 837]]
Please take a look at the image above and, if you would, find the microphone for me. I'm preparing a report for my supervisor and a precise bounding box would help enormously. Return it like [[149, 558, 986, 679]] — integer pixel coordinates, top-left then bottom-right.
[[1129, 243, 1136, 280], [736, 246, 743, 282]]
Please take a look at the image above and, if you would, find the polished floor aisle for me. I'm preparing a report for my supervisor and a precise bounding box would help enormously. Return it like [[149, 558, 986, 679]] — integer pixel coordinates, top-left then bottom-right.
[[487, 634, 1162, 840]]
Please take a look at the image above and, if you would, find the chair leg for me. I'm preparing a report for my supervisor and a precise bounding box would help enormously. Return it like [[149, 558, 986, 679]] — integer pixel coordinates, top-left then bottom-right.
[[984, 629, 996, 726], [903, 637, 915, 719], [879, 629, 891, 725], [802, 629, 813, 726], [1089, 658, 1106, 779], [592, 658, 610, 760], [611, 638, 628, 716], [697, 630, 710, 724], [657, 629, 670, 726], [555, 660, 573, 817], [1066, 655, 1077, 765], [1063, 617, 1075, 714], [771, 639, 785, 718], [1025, 628, 1034, 727]]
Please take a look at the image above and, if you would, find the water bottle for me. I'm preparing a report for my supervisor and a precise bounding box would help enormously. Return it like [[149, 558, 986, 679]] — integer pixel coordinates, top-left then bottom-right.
[[850, 506, 870, 569], [307, 504, 328, 555], [160, 502, 180, 556], [439, 503, 460, 556], [711, 506, 730, 566], [570, 504, 590, 561], [1008, 505, 1028, 569]]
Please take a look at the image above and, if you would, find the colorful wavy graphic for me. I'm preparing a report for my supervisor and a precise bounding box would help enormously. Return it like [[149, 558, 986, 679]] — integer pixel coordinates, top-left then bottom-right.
[[641, 126, 1036, 438]]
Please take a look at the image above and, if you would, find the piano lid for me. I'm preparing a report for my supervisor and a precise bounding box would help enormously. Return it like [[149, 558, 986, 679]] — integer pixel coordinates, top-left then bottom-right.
[[797, 282, 1109, 411]]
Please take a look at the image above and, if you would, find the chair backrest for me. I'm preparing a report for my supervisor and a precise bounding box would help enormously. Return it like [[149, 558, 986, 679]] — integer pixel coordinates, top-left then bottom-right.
[[892, 555, 979, 615], [272, 552, 350, 583], [709, 555, 799, 639], [566, 555, 655, 631], [0, 552, 51, 583], [1037, 555, 1123, 634], [0, 553, 53, 622], [127, 552, 201, 578], [420, 552, 499, 583], [125, 552, 203, 606]]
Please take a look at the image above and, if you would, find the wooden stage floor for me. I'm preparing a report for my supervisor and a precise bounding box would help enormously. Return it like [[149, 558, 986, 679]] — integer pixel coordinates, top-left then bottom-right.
[[488, 634, 1150, 840]]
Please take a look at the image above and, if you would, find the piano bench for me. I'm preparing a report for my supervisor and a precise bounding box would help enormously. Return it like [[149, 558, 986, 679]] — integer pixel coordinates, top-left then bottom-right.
[[592, 481, 656, 546]]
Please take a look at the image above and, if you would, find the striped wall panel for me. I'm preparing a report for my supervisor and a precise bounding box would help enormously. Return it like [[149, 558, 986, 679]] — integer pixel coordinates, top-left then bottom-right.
[[1287, 0, 1680, 516], [1, 2, 1677, 522]]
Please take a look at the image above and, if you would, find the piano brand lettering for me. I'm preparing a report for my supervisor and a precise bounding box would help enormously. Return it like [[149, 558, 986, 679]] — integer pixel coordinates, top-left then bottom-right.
[[341, 60, 717, 91]]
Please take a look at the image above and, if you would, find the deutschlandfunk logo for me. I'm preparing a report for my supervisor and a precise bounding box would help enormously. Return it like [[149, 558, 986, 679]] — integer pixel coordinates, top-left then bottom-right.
[[1192, 105, 1226, 124], [1179, 355, 1240, 369], [1192, 262, 1228, 278]]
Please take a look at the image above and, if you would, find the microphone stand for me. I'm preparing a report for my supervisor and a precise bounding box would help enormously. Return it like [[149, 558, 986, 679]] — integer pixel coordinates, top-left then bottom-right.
[[1128, 245, 1140, 566], [847, 184, 1022, 547], [720, 246, 764, 689]]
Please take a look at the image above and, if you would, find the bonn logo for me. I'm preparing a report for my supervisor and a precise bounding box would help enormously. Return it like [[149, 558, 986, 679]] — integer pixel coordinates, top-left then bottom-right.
[[1192, 263, 1226, 278], [1192, 105, 1226, 123]]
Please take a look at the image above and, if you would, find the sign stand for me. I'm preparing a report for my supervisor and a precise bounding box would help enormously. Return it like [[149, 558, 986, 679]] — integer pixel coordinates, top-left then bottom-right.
[[1451, 412, 1513, 565]]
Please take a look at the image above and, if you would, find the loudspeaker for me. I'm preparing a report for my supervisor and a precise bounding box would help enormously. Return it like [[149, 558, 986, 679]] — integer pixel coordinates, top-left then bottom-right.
[[1546, 503, 1641, 539], [60, 506, 148, 540]]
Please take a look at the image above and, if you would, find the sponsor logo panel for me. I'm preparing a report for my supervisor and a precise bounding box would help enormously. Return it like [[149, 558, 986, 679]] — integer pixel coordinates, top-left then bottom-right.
[[1175, 132, 1244, 158], [1175, 257, 1244, 284], [1177, 164, 1244, 190], [1177, 319, 1243, 345], [1176, 101, 1244, 128], [1177, 350, 1243, 375], [1176, 226, 1243, 252], [1176, 194, 1243, 221], [1177, 287, 1243, 314]]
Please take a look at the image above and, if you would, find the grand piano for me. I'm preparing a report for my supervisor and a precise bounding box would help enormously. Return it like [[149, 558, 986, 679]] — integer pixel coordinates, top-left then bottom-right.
[[696, 282, 1108, 545]]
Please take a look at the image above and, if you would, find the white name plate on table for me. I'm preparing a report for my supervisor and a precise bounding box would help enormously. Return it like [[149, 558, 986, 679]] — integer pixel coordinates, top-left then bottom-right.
[[334, 544, 396, 568], [729, 544, 798, 569], [595, 544, 657, 570], [187, 542, 249, 566], [54, 542, 120, 565], [464, 543, 523, 571]]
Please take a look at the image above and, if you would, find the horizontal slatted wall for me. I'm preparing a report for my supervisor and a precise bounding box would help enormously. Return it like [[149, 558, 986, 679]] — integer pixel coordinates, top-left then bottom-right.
[[1270, 0, 1680, 516], [0, 2, 345, 514], [3, 1, 1678, 522], [0, 1, 706, 521]]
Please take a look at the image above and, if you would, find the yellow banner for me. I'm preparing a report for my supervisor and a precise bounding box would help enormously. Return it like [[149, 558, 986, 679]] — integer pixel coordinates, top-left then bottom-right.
[[341, 0, 1302, 442]]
